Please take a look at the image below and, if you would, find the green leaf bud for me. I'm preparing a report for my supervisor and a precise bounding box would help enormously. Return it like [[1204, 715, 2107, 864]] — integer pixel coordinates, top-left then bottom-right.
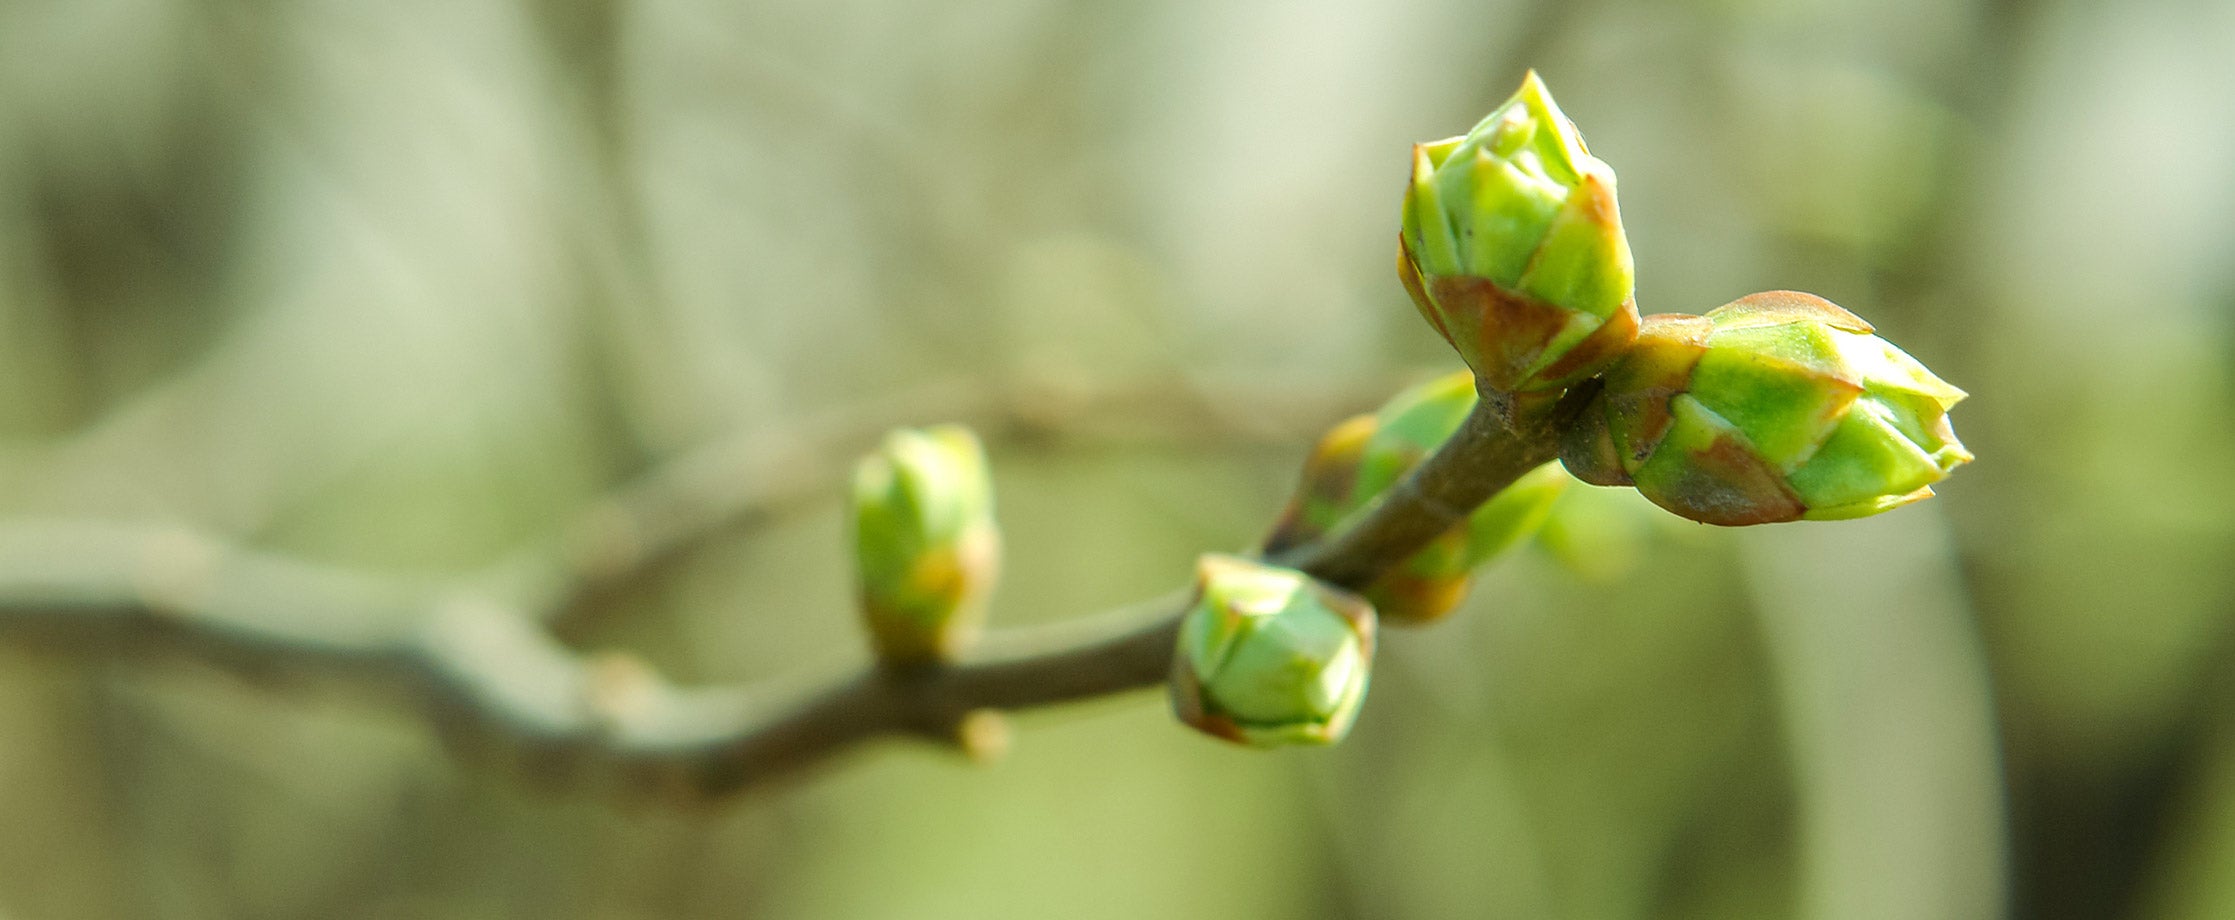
[[1171, 555, 1376, 747], [851, 425, 1000, 665], [1559, 291, 1972, 525], [1399, 71, 1639, 394]]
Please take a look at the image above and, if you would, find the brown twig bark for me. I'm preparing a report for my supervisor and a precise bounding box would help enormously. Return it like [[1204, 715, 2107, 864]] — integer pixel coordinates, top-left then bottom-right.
[[0, 385, 1551, 801]]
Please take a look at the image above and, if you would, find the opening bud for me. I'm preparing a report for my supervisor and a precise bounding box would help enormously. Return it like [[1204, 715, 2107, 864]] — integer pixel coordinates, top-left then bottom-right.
[[851, 425, 1000, 665], [1400, 71, 1639, 394], [1171, 555, 1376, 747], [1559, 291, 1973, 525]]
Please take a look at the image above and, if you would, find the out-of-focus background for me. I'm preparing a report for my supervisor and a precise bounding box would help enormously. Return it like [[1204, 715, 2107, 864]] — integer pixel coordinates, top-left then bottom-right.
[[0, 0, 2230, 917]]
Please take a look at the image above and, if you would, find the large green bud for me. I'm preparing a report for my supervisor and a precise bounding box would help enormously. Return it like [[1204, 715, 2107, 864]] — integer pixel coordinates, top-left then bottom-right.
[[1560, 291, 1972, 525], [1400, 71, 1639, 395], [851, 425, 1000, 665], [1171, 555, 1376, 747], [1263, 371, 1570, 623]]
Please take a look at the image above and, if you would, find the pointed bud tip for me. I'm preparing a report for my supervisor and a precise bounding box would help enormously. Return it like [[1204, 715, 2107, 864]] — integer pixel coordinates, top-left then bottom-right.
[[1510, 69, 1557, 122]]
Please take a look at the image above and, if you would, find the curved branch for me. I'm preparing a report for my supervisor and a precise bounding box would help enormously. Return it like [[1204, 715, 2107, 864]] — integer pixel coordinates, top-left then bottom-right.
[[0, 392, 1550, 800], [0, 520, 1184, 797]]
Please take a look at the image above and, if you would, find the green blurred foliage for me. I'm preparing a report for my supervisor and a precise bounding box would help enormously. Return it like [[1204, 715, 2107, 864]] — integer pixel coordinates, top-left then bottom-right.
[[0, 0, 2232, 918]]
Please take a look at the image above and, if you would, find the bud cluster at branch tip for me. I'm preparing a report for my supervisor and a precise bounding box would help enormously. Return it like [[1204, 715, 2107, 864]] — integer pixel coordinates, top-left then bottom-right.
[[1171, 555, 1376, 747], [1560, 291, 1972, 525], [851, 425, 1000, 666], [1401, 71, 1639, 394], [1264, 371, 1570, 622]]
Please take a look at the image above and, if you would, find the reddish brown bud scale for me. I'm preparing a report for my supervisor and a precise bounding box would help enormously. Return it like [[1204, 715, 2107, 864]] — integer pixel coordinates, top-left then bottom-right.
[[1399, 73, 1638, 394], [1604, 313, 1712, 467], [1425, 273, 1575, 393], [1402, 244, 1643, 395], [1639, 425, 1808, 525]]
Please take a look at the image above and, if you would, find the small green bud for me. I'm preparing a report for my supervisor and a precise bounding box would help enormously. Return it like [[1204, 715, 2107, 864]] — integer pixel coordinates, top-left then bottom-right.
[[1400, 71, 1639, 394], [1261, 371, 1570, 622], [1171, 555, 1376, 747], [1560, 291, 1973, 525], [851, 425, 1000, 665]]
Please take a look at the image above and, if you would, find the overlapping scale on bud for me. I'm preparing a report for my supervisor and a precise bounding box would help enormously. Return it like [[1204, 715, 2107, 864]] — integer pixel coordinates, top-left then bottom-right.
[[1560, 291, 1972, 525], [1263, 371, 1570, 623], [851, 425, 1000, 666], [1400, 71, 1639, 394], [1171, 555, 1375, 747]]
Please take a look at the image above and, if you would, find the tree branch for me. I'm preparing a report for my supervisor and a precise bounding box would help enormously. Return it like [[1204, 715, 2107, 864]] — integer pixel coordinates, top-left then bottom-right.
[[0, 389, 1551, 801]]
